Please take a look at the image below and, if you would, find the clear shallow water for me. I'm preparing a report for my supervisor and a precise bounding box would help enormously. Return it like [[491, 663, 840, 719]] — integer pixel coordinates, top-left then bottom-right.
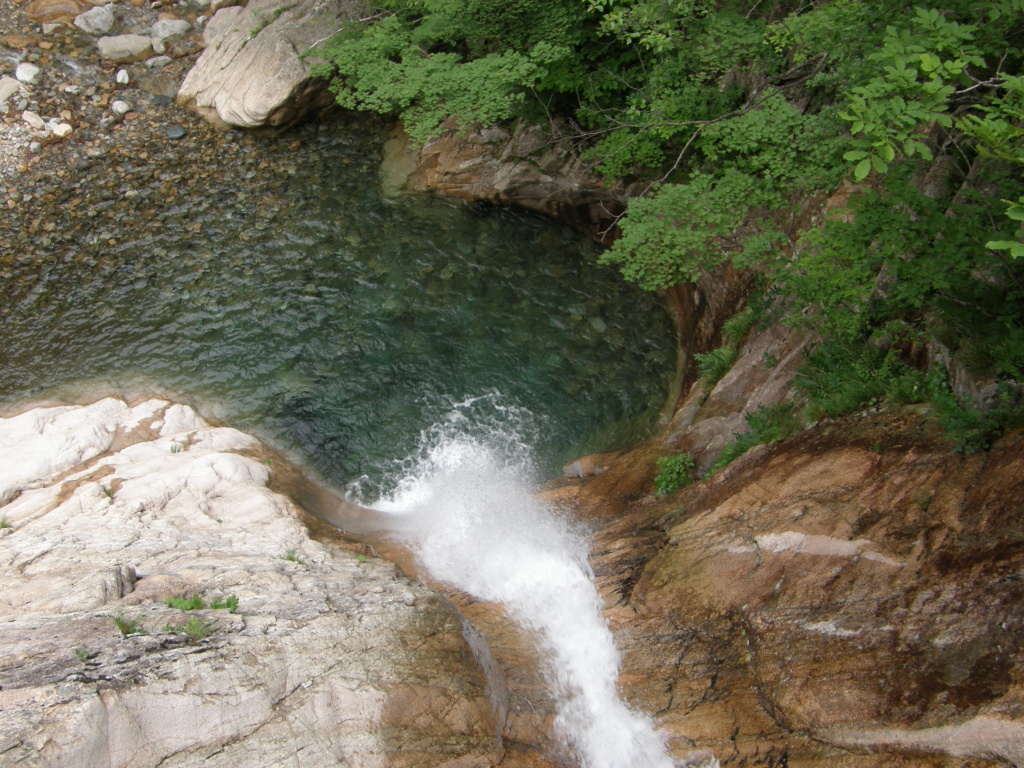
[[0, 122, 676, 494]]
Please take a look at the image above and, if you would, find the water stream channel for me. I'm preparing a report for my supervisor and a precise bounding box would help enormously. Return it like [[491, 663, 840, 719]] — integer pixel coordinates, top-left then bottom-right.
[[1, 118, 682, 765]]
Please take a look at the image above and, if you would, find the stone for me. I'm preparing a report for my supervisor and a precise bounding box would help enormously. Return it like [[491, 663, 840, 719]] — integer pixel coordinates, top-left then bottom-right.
[[0, 77, 20, 105], [115, 69, 130, 84], [25, 0, 86, 23], [41, 22, 63, 33], [73, 5, 114, 35], [551, 401, 1024, 767], [0, 398, 507, 767], [15, 63, 41, 85], [150, 18, 191, 40], [178, 0, 362, 128], [383, 120, 625, 238], [21, 110, 45, 130], [111, 100, 131, 115], [97, 34, 154, 63], [51, 122, 73, 137], [164, 124, 186, 139], [144, 55, 173, 68]]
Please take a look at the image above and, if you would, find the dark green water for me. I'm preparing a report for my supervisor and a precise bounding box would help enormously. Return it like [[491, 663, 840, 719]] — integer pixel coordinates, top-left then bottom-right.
[[0, 123, 677, 495]]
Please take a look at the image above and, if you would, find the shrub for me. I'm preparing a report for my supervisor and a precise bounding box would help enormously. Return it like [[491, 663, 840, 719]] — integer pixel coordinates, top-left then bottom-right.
[[653, 452, 696, 495]]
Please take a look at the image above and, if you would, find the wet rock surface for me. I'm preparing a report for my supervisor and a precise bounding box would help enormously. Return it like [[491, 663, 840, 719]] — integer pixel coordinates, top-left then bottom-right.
[[549, 353, 1024, 767]]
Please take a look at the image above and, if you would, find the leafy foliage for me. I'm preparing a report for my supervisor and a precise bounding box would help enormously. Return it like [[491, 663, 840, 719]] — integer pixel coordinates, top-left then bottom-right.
[[653, 452, 696, 494], [694, 346, 737, 387], [712, 403, 801, 471]]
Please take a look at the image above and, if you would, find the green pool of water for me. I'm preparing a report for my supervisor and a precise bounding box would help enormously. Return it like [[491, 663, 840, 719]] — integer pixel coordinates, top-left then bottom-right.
[[0, 123, 677, 495]]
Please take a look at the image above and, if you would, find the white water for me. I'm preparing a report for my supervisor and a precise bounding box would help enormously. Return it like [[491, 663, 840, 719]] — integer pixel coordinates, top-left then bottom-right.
[[370, 398, 677, 768]]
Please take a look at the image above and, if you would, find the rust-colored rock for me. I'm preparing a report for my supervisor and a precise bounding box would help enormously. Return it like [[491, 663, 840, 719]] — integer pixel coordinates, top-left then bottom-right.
[[24, 0, 85, 23], [552, 407, 1024, 767]]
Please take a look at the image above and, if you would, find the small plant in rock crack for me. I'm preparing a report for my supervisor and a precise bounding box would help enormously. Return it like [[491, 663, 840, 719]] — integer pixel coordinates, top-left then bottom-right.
[[280, 549, 307, 565], [165, 594, 206, 611], [112, 612, 146, 636], [169, 443, 184, 454], [210, 595, 239, 612], [74, 646, 94, 662], [0, 516, 11, 529], [164, 617, 215, 642]]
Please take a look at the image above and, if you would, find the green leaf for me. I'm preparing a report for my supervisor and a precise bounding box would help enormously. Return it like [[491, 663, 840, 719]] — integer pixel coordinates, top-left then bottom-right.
[[854, 157, 872, 180], [987, 240, 1024, 258], [844, 150, 869, 162], [920, 52, 941, 72], [870, 154, 889, 174]]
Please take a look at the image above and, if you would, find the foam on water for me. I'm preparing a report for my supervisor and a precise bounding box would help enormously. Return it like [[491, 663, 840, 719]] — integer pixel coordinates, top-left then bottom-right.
[[371, 396, 677, 768]]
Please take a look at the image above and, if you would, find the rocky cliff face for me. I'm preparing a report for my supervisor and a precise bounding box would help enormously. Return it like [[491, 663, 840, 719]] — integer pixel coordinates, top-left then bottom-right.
[[544, 325, 1024, 768], [0, 398, 510, 767]]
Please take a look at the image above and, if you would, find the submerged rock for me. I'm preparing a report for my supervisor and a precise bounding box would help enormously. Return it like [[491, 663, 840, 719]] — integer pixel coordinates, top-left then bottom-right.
[[0, 398, 503, 767], [177, 0, 362, 128]]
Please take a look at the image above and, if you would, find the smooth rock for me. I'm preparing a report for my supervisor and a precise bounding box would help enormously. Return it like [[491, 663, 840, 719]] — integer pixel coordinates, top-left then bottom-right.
[[144, 55, 173, 68], [115, 69, 130, 84], [97, 33, 154, 63], [51, 122, 73, 137], [41, 22, 63, 33], [164, 124, 186, 139], [178, 0, 362, 128], [150, 18, 191, 40], [25, 0, 86, 23], [21, 110, 45, 130], [111, 100, 131, 115], [0, 77, 20, 105], [0, 399, 505, 767], [15, 62, 41, 85], [73, 5, 114, 35]]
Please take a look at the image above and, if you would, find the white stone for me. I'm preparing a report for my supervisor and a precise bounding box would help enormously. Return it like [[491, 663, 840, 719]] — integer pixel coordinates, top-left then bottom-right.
[[0, 398, 500, 767], [51, 123, 73, 138], [15, 63, 40, 85], [0, 77, 20, 105], [111, 100, 132, 115], [41, 22, 62, 34], [21, 110, 45, 131], [150, 18, 191, 40], [178, 0, 356, 128], [152, 38, 166, 54], [116, 69, 130, 85], [73, 5, 114, 36]]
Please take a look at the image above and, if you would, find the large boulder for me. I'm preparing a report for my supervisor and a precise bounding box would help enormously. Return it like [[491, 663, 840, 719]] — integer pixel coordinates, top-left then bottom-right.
[[0, 398, 504, 767], [381, 121, 627, 243], [177, 0, 363, 128]]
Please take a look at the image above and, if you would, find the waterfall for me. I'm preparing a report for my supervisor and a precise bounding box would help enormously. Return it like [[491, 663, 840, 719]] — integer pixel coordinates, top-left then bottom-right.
[[369, 396, 679, 768]]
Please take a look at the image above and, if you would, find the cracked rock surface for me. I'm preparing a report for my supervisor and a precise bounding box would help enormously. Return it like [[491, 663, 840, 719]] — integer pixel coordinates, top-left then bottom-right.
[[0, 397, 502, 767]]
